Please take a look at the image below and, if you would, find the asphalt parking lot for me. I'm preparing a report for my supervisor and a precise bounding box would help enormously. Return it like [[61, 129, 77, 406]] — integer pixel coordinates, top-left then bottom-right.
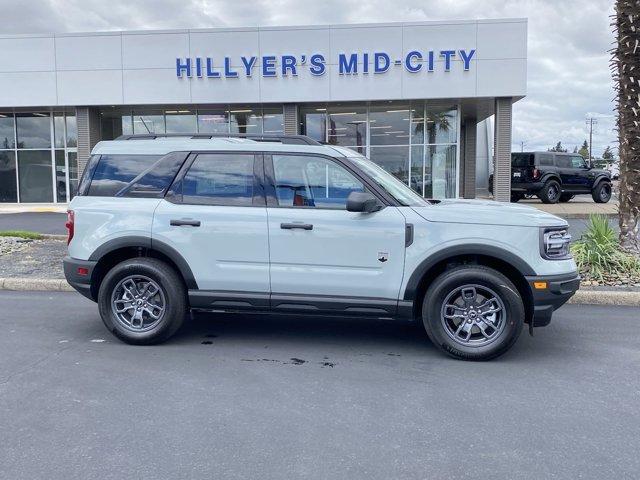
[[1, 291, 639, 479]]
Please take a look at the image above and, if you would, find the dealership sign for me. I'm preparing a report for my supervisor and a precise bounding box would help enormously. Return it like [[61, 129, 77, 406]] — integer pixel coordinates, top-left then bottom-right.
[[175, 49, 476, 78]]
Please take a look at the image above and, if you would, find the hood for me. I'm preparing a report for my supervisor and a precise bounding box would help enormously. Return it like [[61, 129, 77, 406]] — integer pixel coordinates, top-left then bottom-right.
[[411, 199, 568, 228]]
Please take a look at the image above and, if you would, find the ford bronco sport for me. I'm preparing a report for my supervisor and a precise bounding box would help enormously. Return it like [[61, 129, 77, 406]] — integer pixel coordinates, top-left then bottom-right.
[[64, 134, 580, 360], [489, 151, 612, 204]]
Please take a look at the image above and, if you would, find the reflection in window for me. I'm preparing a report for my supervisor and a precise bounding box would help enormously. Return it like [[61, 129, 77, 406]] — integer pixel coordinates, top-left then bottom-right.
[[410, 145, 425, 196], [272, 154, 364, 209], [54, 115, 65, 148], [0, 114, 15, 149], [426, 105, 457, 144], [0, 151, 17, 202], [369, 105, 410, 146], [262, 106, 284, 134], [133, 114, 165, 134], [197, 110, 229, 134], [88, 154, 160, 197], [55, 150, 67, 203], [16, 113, 51, 149], [66, 116, 77, 147], [299, 107, 326, 142], [230, 108, 261, 134], [428, 145, 457, 198], [369, 146, 409, 185], [18, 150, 53, 203], [165, 111, 197, 133], [182, 154, 254, 205], [327, 107, 366, 153], [68, 152, 78, 199]]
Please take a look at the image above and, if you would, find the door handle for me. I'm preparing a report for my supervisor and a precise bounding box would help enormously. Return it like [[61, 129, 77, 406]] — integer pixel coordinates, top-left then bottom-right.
[[280, 223, 313, 230], [170, 219, 201, 227]]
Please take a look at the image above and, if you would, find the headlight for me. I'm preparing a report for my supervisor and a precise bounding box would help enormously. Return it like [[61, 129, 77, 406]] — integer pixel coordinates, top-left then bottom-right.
[[540, 227, 572, 260]]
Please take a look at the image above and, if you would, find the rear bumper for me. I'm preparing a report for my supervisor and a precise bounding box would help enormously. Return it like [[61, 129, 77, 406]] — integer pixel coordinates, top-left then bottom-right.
[[511, 181, 544, 193], [525, 272, 580, 327], [63, 256, 97, 301]]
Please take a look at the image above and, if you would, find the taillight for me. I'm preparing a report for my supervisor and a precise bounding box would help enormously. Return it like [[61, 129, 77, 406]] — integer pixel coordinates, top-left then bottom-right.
[[532, 168, 540, 180], [65, 210, 74, 245]]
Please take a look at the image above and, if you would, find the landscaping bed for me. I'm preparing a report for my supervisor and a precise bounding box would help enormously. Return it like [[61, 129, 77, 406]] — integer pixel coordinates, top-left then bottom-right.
[[0, 235, 66, 279]]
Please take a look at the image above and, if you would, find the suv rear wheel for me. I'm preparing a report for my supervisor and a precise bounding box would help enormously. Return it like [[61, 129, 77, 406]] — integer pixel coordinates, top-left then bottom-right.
[[422, 265, 524, 361], [592, 181, 612, 203], [538, 179, 561, 204], [97, 258, 187, 345]]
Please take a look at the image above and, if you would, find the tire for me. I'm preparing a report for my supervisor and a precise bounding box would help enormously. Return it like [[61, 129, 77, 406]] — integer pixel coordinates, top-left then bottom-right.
[[538, 180, 561, 204], [98, 258, 187, 345], [510, 192, 524, 203], [592, 181, 612, 203], [421, 265, 524, 361], [559, 193, 574, 203]]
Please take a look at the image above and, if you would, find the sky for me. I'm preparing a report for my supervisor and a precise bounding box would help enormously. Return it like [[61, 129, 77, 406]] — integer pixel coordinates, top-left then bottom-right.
[[0, 0, 618, 157]]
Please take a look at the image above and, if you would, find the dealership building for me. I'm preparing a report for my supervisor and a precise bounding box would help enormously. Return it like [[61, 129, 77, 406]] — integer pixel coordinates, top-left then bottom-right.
[[0, 19, 526, 204]]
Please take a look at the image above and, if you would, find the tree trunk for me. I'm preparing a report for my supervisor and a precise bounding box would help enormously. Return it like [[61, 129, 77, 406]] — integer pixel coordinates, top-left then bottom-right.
[[614, 1, 640, 252]]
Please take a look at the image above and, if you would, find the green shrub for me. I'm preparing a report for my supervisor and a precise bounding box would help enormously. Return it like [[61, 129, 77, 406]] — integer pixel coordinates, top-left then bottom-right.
[[570, 214, 640, 280], [0, 230, 43, 240]]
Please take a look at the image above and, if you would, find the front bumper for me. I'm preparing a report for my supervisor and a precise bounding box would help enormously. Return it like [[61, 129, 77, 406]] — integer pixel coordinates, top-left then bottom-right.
[[525, 272, 580, 327], [63, 256, 98, 301]]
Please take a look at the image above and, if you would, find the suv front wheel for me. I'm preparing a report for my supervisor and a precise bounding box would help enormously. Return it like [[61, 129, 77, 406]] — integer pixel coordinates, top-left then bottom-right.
[[538, 179, 561, 204], [422, 266, 524, 361], [97, 258, 187, 345], [592, 181, 612, 203]]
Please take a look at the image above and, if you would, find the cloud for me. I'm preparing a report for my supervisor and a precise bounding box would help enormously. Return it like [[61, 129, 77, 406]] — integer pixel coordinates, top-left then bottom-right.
[[0, 0, 618, 157]]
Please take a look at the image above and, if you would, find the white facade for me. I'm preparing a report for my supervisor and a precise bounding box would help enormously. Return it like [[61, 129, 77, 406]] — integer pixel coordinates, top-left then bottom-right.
[[0, 19, 526, 107]]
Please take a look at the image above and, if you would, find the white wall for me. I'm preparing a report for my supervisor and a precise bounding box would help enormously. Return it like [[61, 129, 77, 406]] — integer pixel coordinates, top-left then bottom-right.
[[0, 19, 527, 107]]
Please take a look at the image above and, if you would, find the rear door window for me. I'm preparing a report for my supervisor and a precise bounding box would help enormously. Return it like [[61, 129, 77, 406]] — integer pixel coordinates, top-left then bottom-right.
[[555, 155, 572, 168], [511, 153, 534, 167], [178, 153, 257, 206], [537, 153, 554, 166]]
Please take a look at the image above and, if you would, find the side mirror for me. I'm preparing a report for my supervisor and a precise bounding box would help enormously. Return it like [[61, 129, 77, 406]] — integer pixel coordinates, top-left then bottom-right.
[[346, 191, 381, 213]]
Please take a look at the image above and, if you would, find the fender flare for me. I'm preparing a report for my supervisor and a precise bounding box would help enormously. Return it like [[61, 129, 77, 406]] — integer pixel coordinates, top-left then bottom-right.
[[402, 243, 536, 301], [88, 236, 198, 289], [540, 173, 561, 186], [592, 175, 611, 189]]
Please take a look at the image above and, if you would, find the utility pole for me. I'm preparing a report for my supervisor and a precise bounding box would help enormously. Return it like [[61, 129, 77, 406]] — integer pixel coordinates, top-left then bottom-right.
[[585, 117, 598, 161], [519, 140, 526, 152]]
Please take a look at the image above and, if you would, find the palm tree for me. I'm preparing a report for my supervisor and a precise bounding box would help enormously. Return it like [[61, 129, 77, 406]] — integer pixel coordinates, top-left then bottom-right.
[[612, 1, 640, 252]]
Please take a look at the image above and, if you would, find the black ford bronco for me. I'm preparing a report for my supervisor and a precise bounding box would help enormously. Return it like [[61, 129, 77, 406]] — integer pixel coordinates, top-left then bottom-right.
[[489, 151, 612, 204]]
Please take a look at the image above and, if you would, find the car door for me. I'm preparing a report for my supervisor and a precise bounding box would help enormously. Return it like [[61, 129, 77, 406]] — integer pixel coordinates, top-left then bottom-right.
[[264, 152, 407, 315], [152, 151, 270, 307], [568, 154, 592, 192], [555, 154, 577, 190]]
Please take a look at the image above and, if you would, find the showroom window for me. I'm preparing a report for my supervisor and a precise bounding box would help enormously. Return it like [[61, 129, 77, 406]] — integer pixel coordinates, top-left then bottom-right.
[[299, 102, 459, 198], [103, 106, 285, 139], [0, 111, 77, 203]]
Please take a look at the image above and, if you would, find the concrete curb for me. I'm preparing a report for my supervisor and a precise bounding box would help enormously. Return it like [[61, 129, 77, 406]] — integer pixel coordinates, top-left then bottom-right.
[[1, 278, 639, 306], [0, 278, 74, 292]]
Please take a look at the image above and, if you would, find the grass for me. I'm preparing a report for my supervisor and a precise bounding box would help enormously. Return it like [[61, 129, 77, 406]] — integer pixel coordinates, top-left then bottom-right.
[[0, 230, 44, 240], [570, 214, 640, 281]]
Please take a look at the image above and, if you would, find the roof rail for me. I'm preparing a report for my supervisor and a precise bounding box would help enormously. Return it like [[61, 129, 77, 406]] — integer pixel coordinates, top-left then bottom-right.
[[114, 133, 321, 146]]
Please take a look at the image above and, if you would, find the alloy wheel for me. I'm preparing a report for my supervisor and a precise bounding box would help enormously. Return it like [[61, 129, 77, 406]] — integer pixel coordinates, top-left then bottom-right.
[[110, 275, 166, 332], [440, 284, 507, 347]]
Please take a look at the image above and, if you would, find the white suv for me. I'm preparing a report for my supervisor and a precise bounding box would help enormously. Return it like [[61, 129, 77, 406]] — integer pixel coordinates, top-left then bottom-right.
[[64, 134, 579, 360]]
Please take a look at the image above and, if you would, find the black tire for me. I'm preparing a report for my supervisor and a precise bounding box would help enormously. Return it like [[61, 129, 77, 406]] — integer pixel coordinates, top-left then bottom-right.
[[559, 193, 574, 203], [98, 258, 187, 345], [592, 181, 612, 203], [538, 180, 561, 204], [510, 192, 524, 203], [421, 265, 524, 361]]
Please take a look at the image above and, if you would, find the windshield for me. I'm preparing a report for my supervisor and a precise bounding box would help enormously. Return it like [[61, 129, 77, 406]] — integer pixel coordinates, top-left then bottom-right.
[[347, 155, 428, 207]]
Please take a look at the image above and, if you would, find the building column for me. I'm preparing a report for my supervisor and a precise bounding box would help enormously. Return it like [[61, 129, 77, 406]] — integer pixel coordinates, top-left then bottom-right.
[[283, 104, 299, 135], [462, 118, 477, 199], [76, 107, 101, 176], [493, 97, 513, 202]]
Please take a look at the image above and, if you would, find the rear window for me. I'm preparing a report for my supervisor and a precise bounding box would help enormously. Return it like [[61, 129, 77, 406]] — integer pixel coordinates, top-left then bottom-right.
[[511, 153, 534, 167], [79, 153, 188, 197], [536, 153, 554, 166]]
